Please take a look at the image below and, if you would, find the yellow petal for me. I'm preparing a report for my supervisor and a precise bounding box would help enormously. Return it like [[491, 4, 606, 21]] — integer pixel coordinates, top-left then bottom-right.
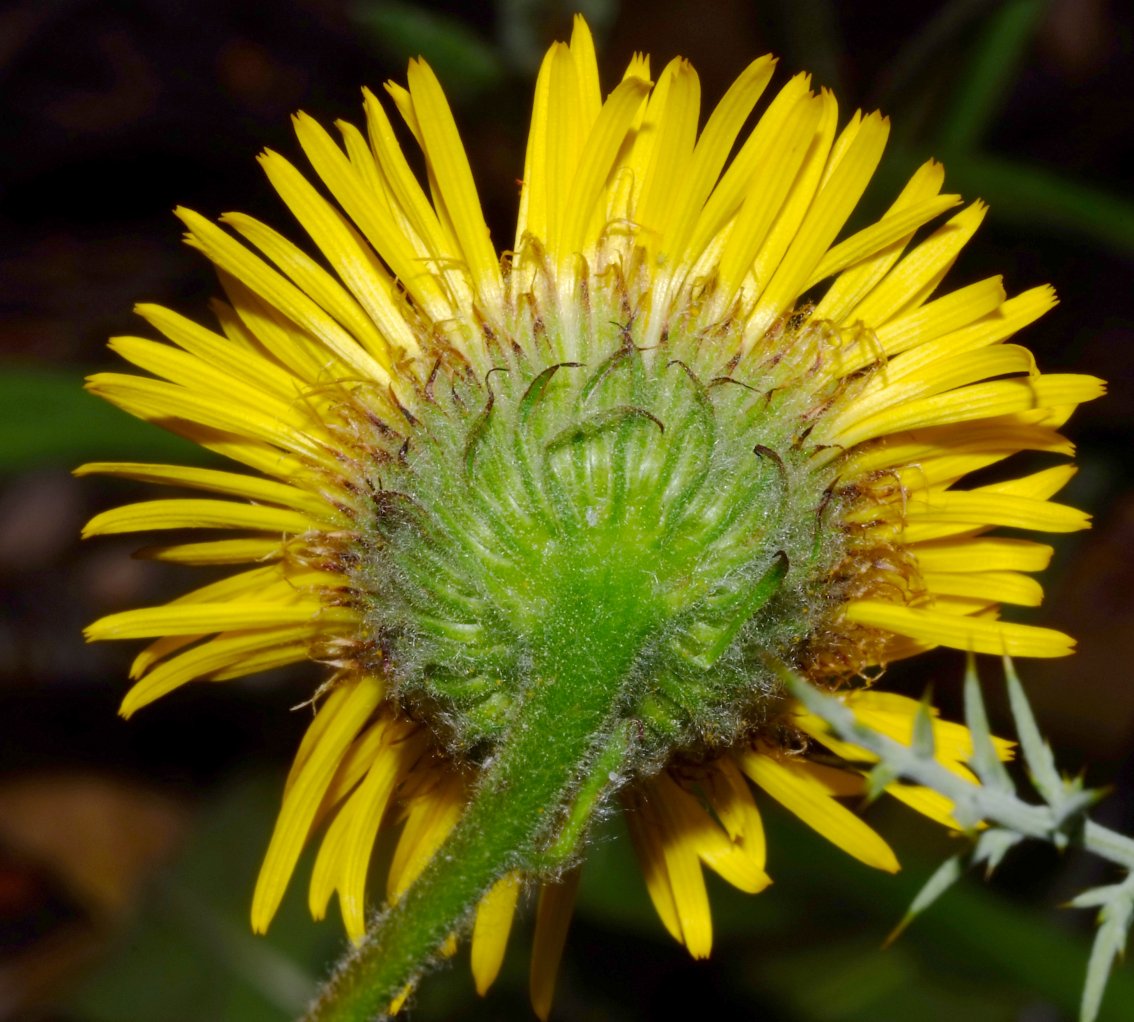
[[119, 626, 317, 716], [736, 746, 899, 872], [75, 462, 331, 518], [691, 71, 813, 258], [831, 374, 1104, 447], [846, 202, 987, 326], [87, 600, 347, 641], [843, 599, 1075, 657], [134, 302, 302, 398], [739, 88, 839, 318], [700, 756, 767, 871], [910, 537, 1054, 574], [387, 772, 466, 899], [666, 55, 777, 264], [252, 673, 384, 932], [334, 722, 412, 939], [360, 88, 467, 315], [662, 771, 771, 895], [105, 335, 322, 430], [557, 74, 652, 264], [831, 343, 1038, 437], [82, 498, 319, 538], [807, 194, 961, 289], [716, 89, 825, 295], [471, 871, 522, 996], [84, 373, 330, 465], [514, 42, 563, 254], [901, 488, 1091, 535], [530, 870, 581, 1022], [176, 208, 391, 383], [746, 109, 890, 340], [405, 59, 503, 304], [647, 777, 713, 958], [921, 570, 1044, 607], [622, 789, 681, 945], [884, 783, 963, 829], [814, 158, 947, 324], [134, 537, 285, 565]]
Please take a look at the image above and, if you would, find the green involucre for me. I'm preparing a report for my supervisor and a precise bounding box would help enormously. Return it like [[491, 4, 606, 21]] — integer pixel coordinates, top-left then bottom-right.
[[349, 298, 855, 772]]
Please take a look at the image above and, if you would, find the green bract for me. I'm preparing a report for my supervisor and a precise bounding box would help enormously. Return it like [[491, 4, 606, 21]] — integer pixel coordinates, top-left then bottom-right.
[[352, 299, 855, 769]]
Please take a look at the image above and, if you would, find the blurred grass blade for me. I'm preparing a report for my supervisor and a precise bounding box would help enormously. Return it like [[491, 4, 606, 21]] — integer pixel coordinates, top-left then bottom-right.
[[352, 1, 504, 96], [935, 0, 1048, 153], [163, 886, 315, 1013], [761, 0, 844, 93], [873, 0, 989, 110], [948, 152, 1134, 257], [0, 366, 209, 474]]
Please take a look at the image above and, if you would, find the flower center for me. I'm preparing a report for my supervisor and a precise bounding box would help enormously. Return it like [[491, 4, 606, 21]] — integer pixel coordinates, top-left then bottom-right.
[[348, 296, 857, 767]]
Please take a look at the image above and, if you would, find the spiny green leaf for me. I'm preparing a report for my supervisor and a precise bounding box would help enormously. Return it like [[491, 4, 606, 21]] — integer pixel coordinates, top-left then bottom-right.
[[963, 655, 1014, 792], [1053, 787, 1111, 832], [1068, 885, 1129, 912], [863, 761, 901, 807], [1082, 890, 1134, 1022], [973, 828, 1023, 878], [1003, 656, 1062, 805], [911, 688, 937, 760], [886, 853, 966, 947]]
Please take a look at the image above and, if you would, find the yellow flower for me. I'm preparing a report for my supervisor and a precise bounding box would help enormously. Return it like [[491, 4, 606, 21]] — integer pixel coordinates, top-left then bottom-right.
[[82, 16, 1102, 1019]]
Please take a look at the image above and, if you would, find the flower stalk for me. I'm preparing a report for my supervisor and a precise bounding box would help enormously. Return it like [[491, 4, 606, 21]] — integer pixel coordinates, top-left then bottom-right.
[[306, 566, 660, 1020]]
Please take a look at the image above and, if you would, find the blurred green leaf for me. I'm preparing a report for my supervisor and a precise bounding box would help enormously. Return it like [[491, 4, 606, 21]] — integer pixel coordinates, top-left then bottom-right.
[[762, 0, 844, 94], [61, 773, 340, 1022], [352, 2, 505, 97], [0, 367, 210, 475], [863, 760, 900, 806], [935, 0, 1048, 153], [873, 0, 990, 112], [942, 152, 1134, 257]]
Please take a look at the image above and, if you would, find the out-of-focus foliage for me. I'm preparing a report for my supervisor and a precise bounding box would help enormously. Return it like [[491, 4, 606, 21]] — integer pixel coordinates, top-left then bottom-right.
[[0, 368, 209, 474]]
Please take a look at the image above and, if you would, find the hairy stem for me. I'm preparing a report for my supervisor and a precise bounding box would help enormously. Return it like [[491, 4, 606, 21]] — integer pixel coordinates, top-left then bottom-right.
[[305, 564, 654, 1022]]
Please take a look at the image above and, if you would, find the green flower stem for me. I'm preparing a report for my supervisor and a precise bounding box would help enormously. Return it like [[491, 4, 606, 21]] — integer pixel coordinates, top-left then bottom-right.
[[305, 556, 656, 1022]]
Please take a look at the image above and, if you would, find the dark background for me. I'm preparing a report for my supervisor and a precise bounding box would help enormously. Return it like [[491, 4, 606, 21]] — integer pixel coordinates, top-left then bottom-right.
[[1, 1, 1133, 1019]]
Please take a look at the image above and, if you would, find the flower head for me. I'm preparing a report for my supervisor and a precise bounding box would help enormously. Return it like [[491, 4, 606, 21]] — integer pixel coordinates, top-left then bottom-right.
[[82, 15, 1102, 1018]]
